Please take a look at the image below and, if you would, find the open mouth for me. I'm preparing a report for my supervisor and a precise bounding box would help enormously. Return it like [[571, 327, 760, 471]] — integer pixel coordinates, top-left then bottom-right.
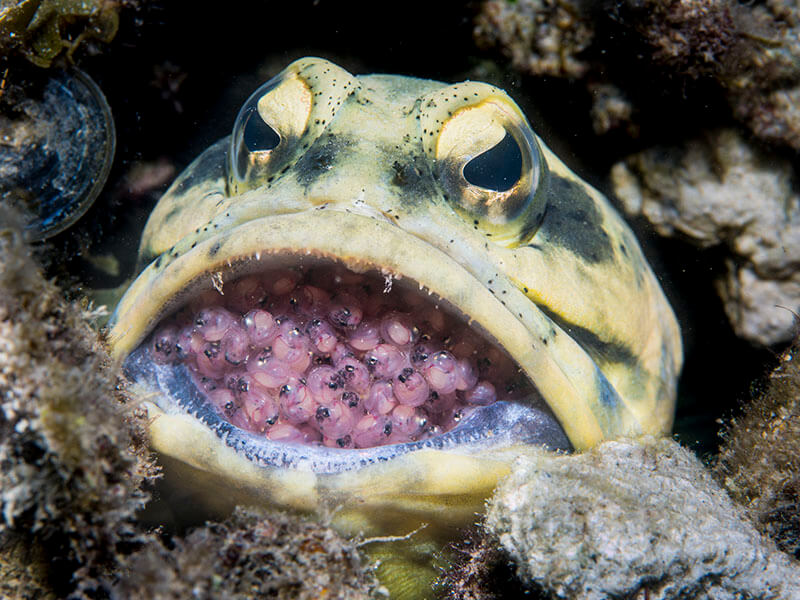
[[122, 254, 572, 467]]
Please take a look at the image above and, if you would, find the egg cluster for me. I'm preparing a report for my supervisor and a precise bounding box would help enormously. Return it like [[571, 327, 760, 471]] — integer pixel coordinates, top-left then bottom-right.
[[148, 265, 522, 449]]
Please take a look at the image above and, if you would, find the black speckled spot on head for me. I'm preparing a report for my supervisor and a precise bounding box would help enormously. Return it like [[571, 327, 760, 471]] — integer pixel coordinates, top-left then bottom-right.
[[535, 302, 637, 367], [537, 175, 614, 263], [389, 153, 437, 200], [294, 133, 354, 188], [209, 241, 221, 257]]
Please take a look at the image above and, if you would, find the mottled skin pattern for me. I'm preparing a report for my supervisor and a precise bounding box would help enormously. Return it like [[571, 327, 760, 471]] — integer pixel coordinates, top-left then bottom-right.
[[109, 58, 681, 596]]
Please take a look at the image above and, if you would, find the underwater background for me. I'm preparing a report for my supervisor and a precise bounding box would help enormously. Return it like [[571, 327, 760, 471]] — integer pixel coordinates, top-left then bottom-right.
[[1, 1, 797, 598]]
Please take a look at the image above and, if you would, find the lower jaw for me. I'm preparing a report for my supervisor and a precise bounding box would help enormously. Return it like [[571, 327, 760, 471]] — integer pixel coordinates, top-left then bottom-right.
[[124, 256, 571, 472]]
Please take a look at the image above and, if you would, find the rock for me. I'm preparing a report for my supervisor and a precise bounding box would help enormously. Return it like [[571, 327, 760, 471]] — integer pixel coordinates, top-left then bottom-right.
[[486, 437, 800, 600], [612, 129, 800, 345], [474, 0, 800, 150], [604, 0, 800, 151], [473, 0, 594, 78], [0, 204, 158, 596]]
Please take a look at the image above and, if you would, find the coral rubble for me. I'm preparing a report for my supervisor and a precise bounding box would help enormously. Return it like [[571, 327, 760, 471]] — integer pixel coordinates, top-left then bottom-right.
[[474, 0, 800, 150], [611, 129, 800, 346], [436, 528, 537, 600], [715, 335, 800, 558], [486, 437, 800, 600], [621, 0, 800, 151]]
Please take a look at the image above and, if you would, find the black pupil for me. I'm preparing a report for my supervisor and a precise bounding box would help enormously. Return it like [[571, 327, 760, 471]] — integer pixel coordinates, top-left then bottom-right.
[[243, 109, 280, 153], [462, 132, 522, 192]]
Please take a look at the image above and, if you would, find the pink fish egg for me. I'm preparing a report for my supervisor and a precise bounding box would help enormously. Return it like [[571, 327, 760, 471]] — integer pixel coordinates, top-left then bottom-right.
[[364, 380, 396, 415], [151, 325, 177, 363], [306, 318, 338, 354], [393, 368, 429, 407], [243, 309, 277, 347], [352, 414, 392, 448], [195, 306, 235, 342], [278, 378, 316, 425], [328, 291, 363, 328], [365, 343, 407, 379], [293, 285, 331, 318], [227, 276, 269, 313], [270, 269, 300, 295], [423, 350, 458, 394], [266, 422, 306, 444], [306, 365, 341, 405], [380, 312, 417, 346], [314, 401, 354, 439], [454, 358, 478, 391], [323, 434, 354, 449], [390, 404, 427, 439], [334, 354, 371, 394], [465, 381, 497, 406], [247, 356, 290, 389], [239, 381, 278, 428], [221, 323, 250, 366], [347, 320, 381, 351]]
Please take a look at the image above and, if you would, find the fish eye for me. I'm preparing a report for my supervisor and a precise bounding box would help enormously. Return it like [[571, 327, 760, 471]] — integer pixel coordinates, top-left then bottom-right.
[[234, 106, 281, 181], [242, 107, 280, 153], [226, 58, 358, 195], [462, 132, 522, 192], [423, 88, 546, 245], [227, 73, 313, 189]]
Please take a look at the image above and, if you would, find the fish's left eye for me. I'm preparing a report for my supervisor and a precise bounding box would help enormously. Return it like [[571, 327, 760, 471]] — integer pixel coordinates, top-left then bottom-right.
[[421, 85, 546, 246]]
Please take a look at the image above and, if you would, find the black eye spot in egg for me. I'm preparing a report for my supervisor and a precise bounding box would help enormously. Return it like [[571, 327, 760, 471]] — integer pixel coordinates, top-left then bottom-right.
[[462, 132, 522, 192], [243, 108, 280, 153]]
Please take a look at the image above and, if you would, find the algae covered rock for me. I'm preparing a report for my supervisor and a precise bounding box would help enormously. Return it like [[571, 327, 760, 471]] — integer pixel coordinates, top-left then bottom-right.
[[0, 0, 121, 67], [715, 335, 800, 558], [474, 0, 593, 78], [0, 205, 157, 595], [486, 437, 800, 600], [114, 506, 382, 600]]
